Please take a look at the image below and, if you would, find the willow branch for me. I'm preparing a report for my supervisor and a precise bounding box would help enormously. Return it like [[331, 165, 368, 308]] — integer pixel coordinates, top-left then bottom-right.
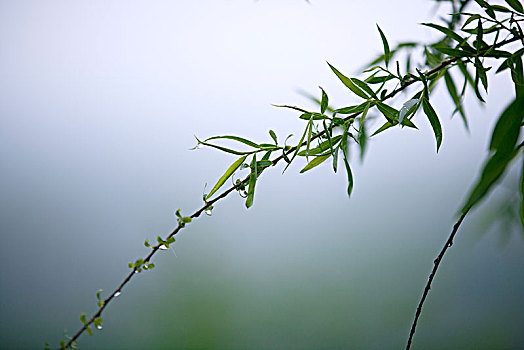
[[60, 33, 523, 350], [405, 209, 470, 350]]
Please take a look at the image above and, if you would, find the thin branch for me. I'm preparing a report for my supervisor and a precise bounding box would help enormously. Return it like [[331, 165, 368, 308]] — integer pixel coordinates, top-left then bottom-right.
[[405, 208, 470, 350], [59, 33, 523, 350]]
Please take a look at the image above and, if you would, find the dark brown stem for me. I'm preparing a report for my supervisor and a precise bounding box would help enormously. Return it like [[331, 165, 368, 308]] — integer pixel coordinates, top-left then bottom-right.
[[405, 209, 470, 350]]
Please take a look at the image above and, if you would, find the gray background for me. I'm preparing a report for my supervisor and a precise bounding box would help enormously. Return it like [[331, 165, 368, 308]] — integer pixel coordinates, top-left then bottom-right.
[[1, 0, 523, 349]]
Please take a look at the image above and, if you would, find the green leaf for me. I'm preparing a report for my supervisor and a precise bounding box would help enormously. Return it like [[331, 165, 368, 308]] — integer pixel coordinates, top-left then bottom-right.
[[376, 24, 391, 67], [433, 45, 473, 57], [341, 145, 354, 198], [182, 217, 192, 223], [462, 148, 519, 213], [299, 112, 328, 120], [246, 154, 257, 208], [327, 62, 370, 99], [511, 55, 524, 97], [269, 130, 278, 145], [476, 19, 483, 53], [305, 120, 313, 160], [457, 60, 476, 92], [272, 104, 310, 114], [491, 4, 512, 12], [195, 137, 255, 156], [462, 14, 481, 29], [298, 135, 343, 156], [376, 102, 399, 123], [283, 120, 310, 173], [351, 78, 378, 100], [335, 102, 372, 115], [422, 23, 464, 43], [421, 98, 443, 152], [505, 0, 524, 13], [80, 313, 87, 325], [371, 121, 395, 136], [475, 0, 497, 18], [444, 71, 468, 129], [520, 162, 524, 227], [320, 87, 328, 114], [205, 155, 247, 200], [489, 96, 524, 154], [365, 74, 395, 84], [94, 317, 103, 329], [475, 57, 489, 92], [204, 135, 261, 149], [461, 97, 524, 213], [86, 326, 93, 336], [300, 153, 331, 173], [398, 99, 420, 125]]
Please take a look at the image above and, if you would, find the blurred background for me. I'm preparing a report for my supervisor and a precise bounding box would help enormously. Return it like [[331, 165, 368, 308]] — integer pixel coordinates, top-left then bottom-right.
[[1, 0, 523, 349]]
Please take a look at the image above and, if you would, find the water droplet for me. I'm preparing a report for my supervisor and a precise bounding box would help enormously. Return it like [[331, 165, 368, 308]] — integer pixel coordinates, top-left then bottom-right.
[[113, 291, 121, 297], [159, 244, 168, 250], [239, 189, 248, 198], [205, 209, 213, 216], [96, 325, 103, 330], [195, 143, 203, 149]]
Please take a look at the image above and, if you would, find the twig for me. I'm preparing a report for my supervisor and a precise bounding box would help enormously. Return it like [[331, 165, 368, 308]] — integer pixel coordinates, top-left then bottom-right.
[[405, 209, 470, 350]]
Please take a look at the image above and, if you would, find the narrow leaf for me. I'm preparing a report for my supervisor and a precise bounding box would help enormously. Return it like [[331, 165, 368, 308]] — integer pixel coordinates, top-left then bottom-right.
[[434, 46, 473, 57], [376, 25, 391, 67], [269, 130, 278, 145], [341, 146, 354, 198], [371, 121, 395, 136], [206, 155, 247, 200], [444, 71, 468, 129], [327, 62, 370, 99], [520, 160, 524, 227], [461, 97, 524, 213], [489, 96, 524, 153], [352, 78, 378, 100], [298, 135, 343, 156], [399, 99, 419, 125], [320, 87, 328, 114], [246, 154, 257, 208], [376, 102, 399, 123], [422, 23, 464, 43], [196, 137, 256, 156], [505, 0, 524, 13], [422, 98, 443, 152], [299, 153, 331, 173], [205, 135, 261, 149]]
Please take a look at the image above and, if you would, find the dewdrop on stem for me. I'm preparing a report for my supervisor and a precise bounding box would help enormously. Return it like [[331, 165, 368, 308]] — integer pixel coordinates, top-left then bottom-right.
[[205, 208, 213, 216], [239, 188, 248, 198]]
